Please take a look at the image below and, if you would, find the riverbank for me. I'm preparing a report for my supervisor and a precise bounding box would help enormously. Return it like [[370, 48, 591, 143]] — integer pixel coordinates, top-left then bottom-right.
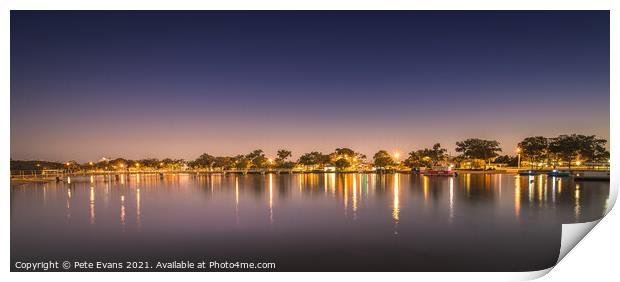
[[10, 168, 610, 181]]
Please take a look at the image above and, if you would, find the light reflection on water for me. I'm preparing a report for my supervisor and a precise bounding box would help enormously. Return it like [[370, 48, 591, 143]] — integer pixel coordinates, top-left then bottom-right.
[[11, 173, 609, 271]]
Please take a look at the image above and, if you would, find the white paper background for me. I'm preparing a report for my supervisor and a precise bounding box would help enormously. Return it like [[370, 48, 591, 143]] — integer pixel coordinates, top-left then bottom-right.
[[1, 0, 618, 280]]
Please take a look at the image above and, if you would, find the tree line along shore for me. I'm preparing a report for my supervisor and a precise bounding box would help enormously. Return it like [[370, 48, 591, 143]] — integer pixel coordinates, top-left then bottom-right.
[[10, 134, 610, 173]]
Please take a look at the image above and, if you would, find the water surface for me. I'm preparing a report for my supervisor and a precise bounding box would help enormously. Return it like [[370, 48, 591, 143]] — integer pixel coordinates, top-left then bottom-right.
[[11, 173, 609, 271]]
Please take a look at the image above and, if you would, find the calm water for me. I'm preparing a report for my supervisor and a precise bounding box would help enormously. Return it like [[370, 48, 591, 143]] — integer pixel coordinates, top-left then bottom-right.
[[11, 173, 609, 271]]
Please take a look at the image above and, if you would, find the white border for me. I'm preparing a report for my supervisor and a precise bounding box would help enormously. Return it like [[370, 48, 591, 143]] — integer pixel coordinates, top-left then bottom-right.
[[2, 1, 617, 281]]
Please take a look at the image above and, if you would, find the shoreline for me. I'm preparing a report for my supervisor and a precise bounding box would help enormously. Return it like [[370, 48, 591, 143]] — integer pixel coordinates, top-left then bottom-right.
[[10, 168, 609, 184]]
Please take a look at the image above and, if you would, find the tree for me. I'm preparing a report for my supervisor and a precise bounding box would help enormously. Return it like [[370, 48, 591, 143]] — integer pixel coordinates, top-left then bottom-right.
[[138, 158, 161, 169], [297, 151, 330, 169], [279, 161, 296, 169], [110, 158, 129, 170], [334, 148, 356, 158], [549, 134, 609, 168], [329, 147, 365, 169], [548, 135, 581, 169], [192, 153, 217, 169], [373, 150, 394, 170], [455, 138, 502, 170], [494, 155, 518, 167], [245, 149, 268, 169], [246, 149, 264, 160], [428, 143, 448, 165], [10, 160, 65, 171], [298, 152, 317, 167], [404, 150, 432, 168], [518, 136, 548, 168], [578, 135, 609, 163], [276, 149, 292, 162], [334, 158, 351, 171], [168, 159, 187, 170], [213, 156, 235, 170], [273, 149, 293, 169], [233, 155, 251, 170], [356, 153, 367, 162], [403, 143, 447, 168]]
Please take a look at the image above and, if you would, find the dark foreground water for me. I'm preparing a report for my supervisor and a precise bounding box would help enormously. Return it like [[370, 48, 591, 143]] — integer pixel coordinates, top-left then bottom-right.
[[11, 173, 609, 271]]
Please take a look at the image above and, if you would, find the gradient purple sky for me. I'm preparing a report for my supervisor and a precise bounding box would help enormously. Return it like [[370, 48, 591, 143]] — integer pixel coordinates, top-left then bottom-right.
[[11, 11, 609, 162]]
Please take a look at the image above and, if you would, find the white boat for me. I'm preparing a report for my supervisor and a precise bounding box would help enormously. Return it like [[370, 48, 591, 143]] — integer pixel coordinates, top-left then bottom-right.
[[420, 166, 457, 176]]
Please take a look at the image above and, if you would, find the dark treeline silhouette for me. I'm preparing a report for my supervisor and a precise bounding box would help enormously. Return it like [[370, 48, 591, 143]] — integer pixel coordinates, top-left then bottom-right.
[[10, 134, 609, 172], [518, 134, 609, 169]]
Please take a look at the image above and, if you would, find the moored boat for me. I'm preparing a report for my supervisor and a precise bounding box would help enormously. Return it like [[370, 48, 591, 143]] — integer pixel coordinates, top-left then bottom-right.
[[518, 170, 538, 176], [546, 170, 570, 177], [421, 166, 457, 176]]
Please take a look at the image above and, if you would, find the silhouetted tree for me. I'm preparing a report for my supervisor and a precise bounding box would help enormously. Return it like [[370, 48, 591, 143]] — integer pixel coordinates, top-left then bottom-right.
[[494, 155, 518, 167], [518, 136, 548, 169], [191, 153, 217, 169], [334, 158, 351, 171], [373, 150, 394, 170], [297, 151, 330, 169], [549, 134, 609, 169], [276, 149, 292, 162], [455, 138, 502, 170]]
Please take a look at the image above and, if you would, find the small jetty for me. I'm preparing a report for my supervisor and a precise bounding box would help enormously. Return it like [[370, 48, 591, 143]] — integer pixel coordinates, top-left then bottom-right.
[[516, 169, 609, 181], [573, 171, 610, 181]]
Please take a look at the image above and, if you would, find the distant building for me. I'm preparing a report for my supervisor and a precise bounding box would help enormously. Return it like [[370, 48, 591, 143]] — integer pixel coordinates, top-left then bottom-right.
[[324, 165, 336, 172]]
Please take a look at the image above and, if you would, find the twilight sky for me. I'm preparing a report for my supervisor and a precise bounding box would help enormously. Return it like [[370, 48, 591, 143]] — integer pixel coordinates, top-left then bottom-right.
[[11, 11, 609, 162]]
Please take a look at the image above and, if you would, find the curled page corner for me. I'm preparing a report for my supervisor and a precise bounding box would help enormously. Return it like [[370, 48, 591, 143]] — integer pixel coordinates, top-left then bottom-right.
[[557, 220, 601, 263], [514, 267, 554, 281], [606, 173, 618, 214], [514, 220, 603, 281]]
